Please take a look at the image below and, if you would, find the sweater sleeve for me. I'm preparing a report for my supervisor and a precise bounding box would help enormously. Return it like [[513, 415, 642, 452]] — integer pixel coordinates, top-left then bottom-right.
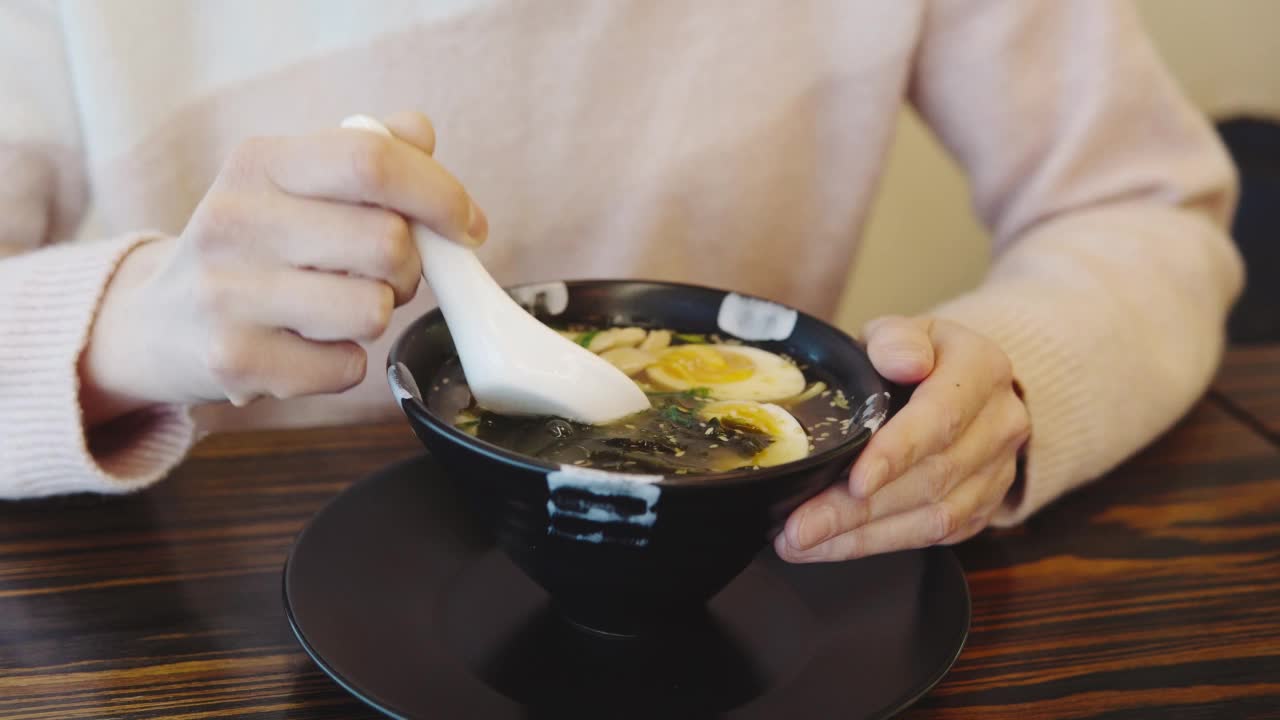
[[911, 0, 1244, 525], [0, 2, 195, 499]]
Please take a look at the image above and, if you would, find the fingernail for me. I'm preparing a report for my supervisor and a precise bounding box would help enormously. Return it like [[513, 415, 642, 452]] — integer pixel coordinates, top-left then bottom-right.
[[852, 457, 888, 496], [793, 505, 837, 550], [466, 201, 488, 245], [773, 532, 797, 560]]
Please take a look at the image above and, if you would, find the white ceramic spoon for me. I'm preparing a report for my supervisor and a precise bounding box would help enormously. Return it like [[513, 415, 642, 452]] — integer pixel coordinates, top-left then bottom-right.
[[341, 115, 650, 425]]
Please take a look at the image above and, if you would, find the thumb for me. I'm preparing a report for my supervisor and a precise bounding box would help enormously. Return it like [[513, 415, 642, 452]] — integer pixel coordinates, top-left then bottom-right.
[[863, 315, 935, 383]]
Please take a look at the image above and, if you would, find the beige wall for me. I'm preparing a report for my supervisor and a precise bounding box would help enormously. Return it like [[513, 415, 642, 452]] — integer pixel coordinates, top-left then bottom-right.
[[835, 0, 1280, 332]]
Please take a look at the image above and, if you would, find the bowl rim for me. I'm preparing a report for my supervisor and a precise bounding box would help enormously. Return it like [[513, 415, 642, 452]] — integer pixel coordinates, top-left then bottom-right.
[[387, 278, 889, 488]]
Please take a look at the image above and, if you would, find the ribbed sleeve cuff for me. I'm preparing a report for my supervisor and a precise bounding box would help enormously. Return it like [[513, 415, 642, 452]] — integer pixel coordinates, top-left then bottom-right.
[[0, 234, 196, 499], [931, 288, 1103, 526]]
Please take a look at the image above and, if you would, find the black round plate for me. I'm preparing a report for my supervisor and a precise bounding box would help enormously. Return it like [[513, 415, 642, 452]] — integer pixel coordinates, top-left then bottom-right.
[[284, 455, 970, 719]]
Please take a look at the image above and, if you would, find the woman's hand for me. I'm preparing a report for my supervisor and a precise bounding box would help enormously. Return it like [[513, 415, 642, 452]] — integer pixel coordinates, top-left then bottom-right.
[[80, 111, 488, 424], [775, 316, 1030, 562]]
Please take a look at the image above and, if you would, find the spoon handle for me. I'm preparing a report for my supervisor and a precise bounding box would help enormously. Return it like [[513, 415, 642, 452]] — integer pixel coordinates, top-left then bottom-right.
[[413, 221, 531, 367], [339, 115, 520, 364]]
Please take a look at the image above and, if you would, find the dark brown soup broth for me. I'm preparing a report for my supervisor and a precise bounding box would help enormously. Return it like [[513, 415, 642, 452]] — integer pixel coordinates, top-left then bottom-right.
[[426, 333, 863, 476]]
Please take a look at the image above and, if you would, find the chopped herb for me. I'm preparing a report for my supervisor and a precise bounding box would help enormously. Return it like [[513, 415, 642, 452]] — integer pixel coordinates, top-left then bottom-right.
[[578, 329, 602, 348], [674, 333, 708, 344], [645, 387, 711, 401], [659, 404, 697, 428], [456, 420, 480, 429]]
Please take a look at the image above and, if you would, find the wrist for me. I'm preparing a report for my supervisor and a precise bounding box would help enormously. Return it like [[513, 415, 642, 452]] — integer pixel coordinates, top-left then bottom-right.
[[79, 237, 174, 426]]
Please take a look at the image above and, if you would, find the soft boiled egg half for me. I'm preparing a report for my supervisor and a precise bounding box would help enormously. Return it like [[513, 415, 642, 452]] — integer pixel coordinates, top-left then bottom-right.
[[645, 345, 806, 402], [698, 400, 811, 468]]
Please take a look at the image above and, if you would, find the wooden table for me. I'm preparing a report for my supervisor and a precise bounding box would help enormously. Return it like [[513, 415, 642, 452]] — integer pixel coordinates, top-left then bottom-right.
[[1213, 344, 1280, 444], [2, 347, 1277, 719]]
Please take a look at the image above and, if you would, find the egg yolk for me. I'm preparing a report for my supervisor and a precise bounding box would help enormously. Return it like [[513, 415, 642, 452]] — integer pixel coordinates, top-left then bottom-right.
[[651, 346, 755, 385]]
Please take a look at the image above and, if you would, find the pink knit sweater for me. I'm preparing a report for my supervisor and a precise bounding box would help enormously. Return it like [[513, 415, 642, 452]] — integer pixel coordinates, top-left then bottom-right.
[[0, 1, 1243, 524]]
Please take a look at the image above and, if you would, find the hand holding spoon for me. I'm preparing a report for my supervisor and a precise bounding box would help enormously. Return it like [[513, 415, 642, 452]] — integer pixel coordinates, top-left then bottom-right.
[[341, 115, 650, 424]]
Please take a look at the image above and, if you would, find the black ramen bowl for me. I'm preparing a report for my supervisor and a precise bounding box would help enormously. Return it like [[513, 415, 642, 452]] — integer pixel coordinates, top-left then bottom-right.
[[386, 280, 901, 635]]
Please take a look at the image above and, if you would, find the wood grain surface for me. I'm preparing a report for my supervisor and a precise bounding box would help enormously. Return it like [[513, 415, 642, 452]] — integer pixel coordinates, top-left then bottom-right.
[[1, 349, 1278, 719], [1214, 344, 1280, 444]]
